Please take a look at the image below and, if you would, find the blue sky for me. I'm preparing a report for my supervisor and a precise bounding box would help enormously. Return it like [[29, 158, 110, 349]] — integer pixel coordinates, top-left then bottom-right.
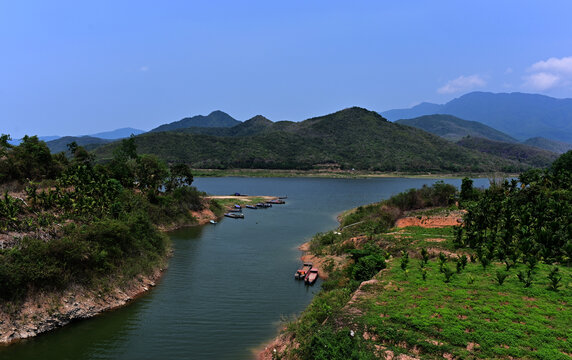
[[2, 1, 572, 138]]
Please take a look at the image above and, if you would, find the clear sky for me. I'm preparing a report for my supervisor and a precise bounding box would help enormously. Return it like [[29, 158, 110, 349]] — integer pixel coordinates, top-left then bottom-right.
[[2, 1, 572, 138]]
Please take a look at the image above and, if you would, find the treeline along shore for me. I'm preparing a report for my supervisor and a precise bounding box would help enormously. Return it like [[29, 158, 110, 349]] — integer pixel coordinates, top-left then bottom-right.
[[0, 135, 222, 343], [260, 151, 572, 360]]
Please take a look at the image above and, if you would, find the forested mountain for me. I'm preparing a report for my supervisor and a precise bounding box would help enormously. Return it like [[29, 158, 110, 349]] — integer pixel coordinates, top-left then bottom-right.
[[457, 136, 558, 168], [150, 110, 240, 133], [396, 114, 517, 142], [382, 92, 572, 142], [94, 107, 539, 173], [523, 137, 572, 154]]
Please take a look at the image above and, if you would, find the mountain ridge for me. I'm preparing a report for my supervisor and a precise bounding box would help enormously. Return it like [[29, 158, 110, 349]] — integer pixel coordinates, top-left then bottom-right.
[[150, 110, 240, 133], [382, 92, 572, 142], [93, 107, 542, 173]]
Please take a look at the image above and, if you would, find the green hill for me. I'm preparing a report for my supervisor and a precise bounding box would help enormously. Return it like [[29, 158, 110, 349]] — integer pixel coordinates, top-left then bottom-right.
[[396, 114, 517, 142], [457, 136, 558, 168], [94, 107, 540, 173]]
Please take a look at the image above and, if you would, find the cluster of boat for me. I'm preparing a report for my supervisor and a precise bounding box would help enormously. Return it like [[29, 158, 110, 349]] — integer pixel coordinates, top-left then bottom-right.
[[223, 198, 286, 219], [294, 262, 319, 285]]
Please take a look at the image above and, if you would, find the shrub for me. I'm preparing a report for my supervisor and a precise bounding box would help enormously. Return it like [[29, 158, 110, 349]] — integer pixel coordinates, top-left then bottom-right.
[[547, 267, 562, 291]]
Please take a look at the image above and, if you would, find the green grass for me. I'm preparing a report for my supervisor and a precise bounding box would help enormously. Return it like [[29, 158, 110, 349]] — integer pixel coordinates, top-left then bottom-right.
[[211, 196, 269, 208], [351, 258, 572, 359], [381, 226, 458, 253]]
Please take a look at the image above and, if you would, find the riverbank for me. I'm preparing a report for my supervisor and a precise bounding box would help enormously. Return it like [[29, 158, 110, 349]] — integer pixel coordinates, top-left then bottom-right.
[[0, 203, 219, 345], [193, 168, 510, 179], [258, 197, 572, 359], [0, 267, 165, 344]]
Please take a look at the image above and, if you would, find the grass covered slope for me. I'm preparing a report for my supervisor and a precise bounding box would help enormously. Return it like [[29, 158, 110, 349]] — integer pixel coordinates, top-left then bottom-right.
[[396, 114, 518, 143], [95, 107, 532, 173]]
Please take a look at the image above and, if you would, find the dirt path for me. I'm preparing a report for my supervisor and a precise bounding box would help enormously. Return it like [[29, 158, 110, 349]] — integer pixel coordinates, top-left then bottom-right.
[[395, 211, 465, 228]]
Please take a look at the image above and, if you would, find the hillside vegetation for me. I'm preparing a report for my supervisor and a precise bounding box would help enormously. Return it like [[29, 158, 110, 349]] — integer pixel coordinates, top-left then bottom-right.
[[0, 135, 211, 302], [271, 151, 572, 360], [94, 107, 534, 173], [457, 136, 558, 168]]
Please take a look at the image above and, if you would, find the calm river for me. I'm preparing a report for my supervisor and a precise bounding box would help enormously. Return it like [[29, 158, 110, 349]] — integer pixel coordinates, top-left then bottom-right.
[[0, 177, 490, 360]]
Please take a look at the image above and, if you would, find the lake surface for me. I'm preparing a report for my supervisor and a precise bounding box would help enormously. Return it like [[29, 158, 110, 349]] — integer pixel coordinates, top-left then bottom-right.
[[0, 177, 490, 360]]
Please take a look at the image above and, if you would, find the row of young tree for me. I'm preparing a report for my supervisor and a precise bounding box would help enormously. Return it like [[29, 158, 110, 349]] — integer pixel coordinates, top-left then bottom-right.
[[456, 150, 572, 267]]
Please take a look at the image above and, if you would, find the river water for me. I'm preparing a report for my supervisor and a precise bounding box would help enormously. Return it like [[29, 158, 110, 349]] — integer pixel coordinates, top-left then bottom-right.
[[0, 177, 490, 360]]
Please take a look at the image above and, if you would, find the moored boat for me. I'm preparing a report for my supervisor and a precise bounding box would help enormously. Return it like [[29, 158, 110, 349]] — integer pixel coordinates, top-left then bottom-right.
[[294, 262, 313, 280], [305, 268, 319, 285], [224, 213, 244, 219], [267, 199, 285, 205], [245, 205, 257, 209], [209, 220, 217, 224], [256, 203, 272, 208]]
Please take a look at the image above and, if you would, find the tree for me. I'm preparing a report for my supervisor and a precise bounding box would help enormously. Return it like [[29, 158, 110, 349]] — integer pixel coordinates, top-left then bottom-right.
[[67, 142, 94, 166], [109, 136, 139, 188], [136, 154, 169, 193], [1, 135, 59, 182], [550, 150, 572, 188], [460, 177, 478, 202], [166, 163, 194, 192]]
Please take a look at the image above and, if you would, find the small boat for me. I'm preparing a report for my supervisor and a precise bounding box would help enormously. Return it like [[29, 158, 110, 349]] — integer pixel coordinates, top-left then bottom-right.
[[256, 203, 272, 208], [227, 208, 241, 213], [245, 205, 257, 209], [209, 220, 217, 224], [234, 204, 242, 209], [294, 262, 313, 280], [305, 268, 319, 285], [267, 199, 285, 205], [279, 196, 288, 199], [224, 213, 244, 219]]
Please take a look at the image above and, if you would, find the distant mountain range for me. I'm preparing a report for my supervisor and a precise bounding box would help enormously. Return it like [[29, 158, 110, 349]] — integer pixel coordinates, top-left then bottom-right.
[[89, 127, 145, 139], [45, 136, 114, 154], [41, 128, 145, 154], [396, 115, 517, 143], [522, 137, 572, 154], [382, 92, 572, 143], [394, 113, 572, 155], [93, 107, 545, 173]]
